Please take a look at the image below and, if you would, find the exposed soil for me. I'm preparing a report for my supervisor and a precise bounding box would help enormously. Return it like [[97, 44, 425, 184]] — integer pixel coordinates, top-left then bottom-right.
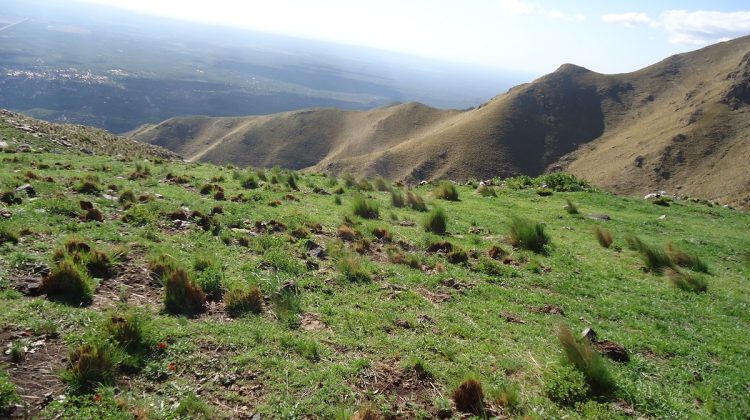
[[0, 328, 67, 418], [355, 361, 443, 419]]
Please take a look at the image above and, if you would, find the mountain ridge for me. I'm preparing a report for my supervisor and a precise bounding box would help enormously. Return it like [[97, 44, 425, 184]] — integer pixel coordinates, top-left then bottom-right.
[[129, 35, 750, 208]]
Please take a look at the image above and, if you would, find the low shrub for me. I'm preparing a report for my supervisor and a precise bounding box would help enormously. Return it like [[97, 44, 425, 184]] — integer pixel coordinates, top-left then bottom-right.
[[241, 174, 259, 189], [544, 364, 590, 405], [224, 285, 263, 316], [75, 181, 100, 195], [452, 379, 484, 415], [352, 195, 379, 219], [424, 207, 447, 235], [433, 181, 459, 201], [508, 217, 549, 253], [174, 393, 215, 418], [594, 227, 613, 248], [666, 268, 708, 293], [61, 339, 118, 394], [163, 269, 206, 315], [558, 325, 614, 396], [43, 259, 95, 305]]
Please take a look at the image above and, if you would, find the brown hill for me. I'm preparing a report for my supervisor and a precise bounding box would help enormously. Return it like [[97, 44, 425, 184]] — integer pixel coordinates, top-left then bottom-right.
[[129, 36, 750, 207]]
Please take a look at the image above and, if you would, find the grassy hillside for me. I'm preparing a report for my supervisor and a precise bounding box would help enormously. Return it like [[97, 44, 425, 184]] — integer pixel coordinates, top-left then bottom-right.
[[131, 35, 750, 209], [1, 122, 749, 418]]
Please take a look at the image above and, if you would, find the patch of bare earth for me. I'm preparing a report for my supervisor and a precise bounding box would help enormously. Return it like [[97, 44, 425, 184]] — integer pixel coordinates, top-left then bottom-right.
[[355, 361, 443, 418], [0, 328, 66, 418]]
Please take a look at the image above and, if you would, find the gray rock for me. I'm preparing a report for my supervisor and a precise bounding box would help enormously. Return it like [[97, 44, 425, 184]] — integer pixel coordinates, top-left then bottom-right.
[[16, 144, 31, 153], [581, 327, 597, 342], [586, 214, 610, 221], [16, 184, 36, 197]]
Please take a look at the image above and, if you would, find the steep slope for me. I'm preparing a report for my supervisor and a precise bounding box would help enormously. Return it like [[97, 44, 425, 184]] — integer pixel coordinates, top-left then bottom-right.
[[130, 35, 750, 207]]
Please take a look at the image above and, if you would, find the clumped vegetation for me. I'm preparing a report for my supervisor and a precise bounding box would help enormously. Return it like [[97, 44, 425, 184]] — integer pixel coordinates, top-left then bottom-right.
[[593, 227, 613, 248], [557, 325, 615, 396], [351, 195, 379, 219], [433, 181, 459, 201], [0, 135, 746, 419], [224, 285, 263, 316], [508, 217, 549, 253], [424, 207, 447, 235], [163, 269, 206, 315]]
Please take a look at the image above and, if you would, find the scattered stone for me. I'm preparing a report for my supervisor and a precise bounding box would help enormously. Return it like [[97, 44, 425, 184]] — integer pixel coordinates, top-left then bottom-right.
[[80, 148, 94, 155], [15, 184, 36, 197], [312, 186, 329, 195], [658, 214, 667, 220], [17, 144, 31, 153], [586, 214, 610, 221], [419, 180, 428, 186], [581, 327, 598, 342], [1, 211, 11, 219], [16, 277, 45, 296], [441, 278, 473, 291], [280, 280, 299, 294], [399, 220, 416, 227], [0, 140, 7, 149], [306, 240, 328, 260]]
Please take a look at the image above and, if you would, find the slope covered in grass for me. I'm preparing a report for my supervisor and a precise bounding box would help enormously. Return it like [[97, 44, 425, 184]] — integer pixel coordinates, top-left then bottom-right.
[[0, 124, 749, 418]]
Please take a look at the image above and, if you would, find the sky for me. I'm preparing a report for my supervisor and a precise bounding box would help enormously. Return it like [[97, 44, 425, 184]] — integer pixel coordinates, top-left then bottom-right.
[[76, 0, 750, 75]]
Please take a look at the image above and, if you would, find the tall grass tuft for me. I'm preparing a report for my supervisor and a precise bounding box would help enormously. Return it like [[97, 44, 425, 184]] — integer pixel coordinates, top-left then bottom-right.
[[337, 252, 371, 282], [61, 339, 118, 394], [665, 268, 708, 293], [626, 235, 672, 273], [43, 259, 95, 305], [452, 379, 485, 415], [509, 217, 549, 253], [224, 285, 263, 316], [433, 181, 459, 201], [424, 207, 447, 235], [352, 195, 379, 219], [163, 269, 206, 315], [558, 325, 615, 396], [564, 200, 579, 214], [390, 189, 405, 208], [666, 244, 708, 273], [405, 191, 427, 211], [593, 227, 613, 249]]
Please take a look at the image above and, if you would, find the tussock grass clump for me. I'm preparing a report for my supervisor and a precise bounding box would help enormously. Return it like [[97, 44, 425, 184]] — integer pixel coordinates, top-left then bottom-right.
[[224, 285, 263, 316], [195, 267, 224, 301], [389, 251, 422, 269], [337, 252, 371, 282], [433, 181, 459, 201], [163, 268, 206, 315], [405, 191, 427, 212], [241, 174, 259, 189], [424, 207, 447, 235], [0, 226, 19, 245], [104, 310, 152, 370], [626, 235, 672, 273], [666, 244, 708, 273], [564, 200, 579, 214], [447, 248, 469, 265], [147, 254, 179, 283], [352, 195, 379, 219], [476, 184, 496, 197], [373, 177, 390, 192], [390, 189, 405, 208], [508, 217, 549, 253], [75, 180, 100, 195], [43, 259, 95, 305], [372, 227, 392, 242], [193, 254, 216, 272], [666, 268, 708, 293], [594, 227, 613, 248], [85, 249, 115, 279], [558, 325, 615, 396], [286, 172, 299, 190], [61, 339, 117, 394], [452, 378, 484, 415]]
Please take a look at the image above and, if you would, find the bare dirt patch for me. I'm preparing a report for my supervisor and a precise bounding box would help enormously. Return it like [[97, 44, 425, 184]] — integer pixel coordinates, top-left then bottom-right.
[[355, 361, 443, 418], [0, 328, 67, 418]]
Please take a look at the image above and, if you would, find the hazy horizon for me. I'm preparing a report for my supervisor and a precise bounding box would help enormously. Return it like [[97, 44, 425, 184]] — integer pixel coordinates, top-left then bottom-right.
[[68, 0, 750, 75]]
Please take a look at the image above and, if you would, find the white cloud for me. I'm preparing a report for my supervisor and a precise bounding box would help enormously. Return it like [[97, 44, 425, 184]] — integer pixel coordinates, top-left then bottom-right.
[[602, 9, 750, 46], [601, 12, 652, 27], [660, 10, 750, 45], [497, 0, 584, 22], [497, 0, 535, 16]]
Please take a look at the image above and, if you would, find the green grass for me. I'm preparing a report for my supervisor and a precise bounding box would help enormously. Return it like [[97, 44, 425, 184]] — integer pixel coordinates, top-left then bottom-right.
[[0, 133, 749, 418]]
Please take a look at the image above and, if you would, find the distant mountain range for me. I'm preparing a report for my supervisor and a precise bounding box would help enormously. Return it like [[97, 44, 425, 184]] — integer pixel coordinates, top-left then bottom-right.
[[0, 0, 523, 133], [130, 36, 750, 208]]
